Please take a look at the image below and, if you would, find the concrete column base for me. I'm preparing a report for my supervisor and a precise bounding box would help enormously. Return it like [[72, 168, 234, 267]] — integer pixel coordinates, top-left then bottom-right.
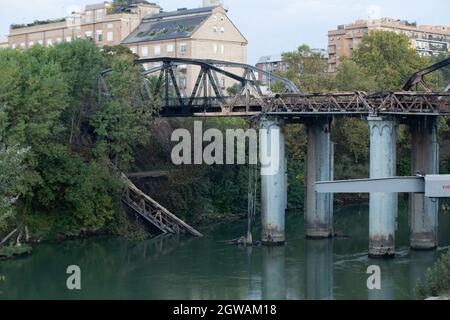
[[411, 234, 437, 251], [368, 237, 395, 258]]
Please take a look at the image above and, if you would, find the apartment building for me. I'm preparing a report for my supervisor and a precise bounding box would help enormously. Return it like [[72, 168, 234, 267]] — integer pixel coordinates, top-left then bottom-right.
[[256, 54, 288, 86], [256, 49, 328, 86], [7, 2, 161, 49], [122, 5, 247, 95], [328, 18, 450, 73]]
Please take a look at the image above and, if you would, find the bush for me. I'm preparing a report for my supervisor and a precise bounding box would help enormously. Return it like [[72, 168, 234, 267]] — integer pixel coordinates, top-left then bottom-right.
[[416, 250, 450, 299]]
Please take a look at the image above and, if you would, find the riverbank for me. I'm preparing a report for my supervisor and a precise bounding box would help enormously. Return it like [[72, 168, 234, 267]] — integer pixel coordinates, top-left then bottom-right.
[[0, 244, 32, 260]]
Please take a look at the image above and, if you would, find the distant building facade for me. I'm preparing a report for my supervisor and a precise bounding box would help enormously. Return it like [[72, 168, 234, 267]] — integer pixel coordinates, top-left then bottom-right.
[[122, 6, 248, 95], [328, 18, 450, 73], [256, 48, 328, 85], [7, 2, 161, 49], [255, 54, 288, 86], [4, 2, 247, 96]]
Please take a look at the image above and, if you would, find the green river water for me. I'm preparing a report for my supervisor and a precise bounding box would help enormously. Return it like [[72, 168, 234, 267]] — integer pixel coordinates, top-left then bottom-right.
[[0, 202, 449, 300]]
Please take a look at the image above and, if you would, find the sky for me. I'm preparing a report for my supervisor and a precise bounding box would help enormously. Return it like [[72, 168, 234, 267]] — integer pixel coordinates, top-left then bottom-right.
[[0, 0, 449, 64]]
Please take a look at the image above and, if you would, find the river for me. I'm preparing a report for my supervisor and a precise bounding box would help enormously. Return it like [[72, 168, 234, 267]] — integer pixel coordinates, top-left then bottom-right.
[[0, 201, 449, 300]]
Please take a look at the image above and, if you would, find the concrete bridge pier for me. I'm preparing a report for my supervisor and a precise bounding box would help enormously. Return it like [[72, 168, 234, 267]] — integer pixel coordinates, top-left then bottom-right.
[[410, 116, 439, 250], [368, 116, 398, 258], [260, 117, 286, 245], [305, 118, 334, 239]]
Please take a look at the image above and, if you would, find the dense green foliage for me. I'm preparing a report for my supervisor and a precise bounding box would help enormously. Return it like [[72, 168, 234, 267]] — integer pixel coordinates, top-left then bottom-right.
[[11, 18, 66, 30], [0, 41, 155, 240], [416, 249, 450, 299]]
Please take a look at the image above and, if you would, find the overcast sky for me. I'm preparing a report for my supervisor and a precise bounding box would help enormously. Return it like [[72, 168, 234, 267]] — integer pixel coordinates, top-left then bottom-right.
[[0, 0, 449, 64]]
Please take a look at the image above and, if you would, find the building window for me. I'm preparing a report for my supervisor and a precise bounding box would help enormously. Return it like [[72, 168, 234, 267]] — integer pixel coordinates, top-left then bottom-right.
[[85, 31, 93, 40], [154, 45, 161, 55], [47, 39, 53, 47], [29, 41, 34, 46], [179, 77, 187, 89], [95, 9, 104, 21], [141, 46, 148, 57], [214, 44, 218, 53], [221, 44, 224, 54], [85, 13, 92, 23], [107, 32, 113, 42], [20, 43, 26, 48], [180, 43, 187, 54], [76, 35, 82, 39], [213, 26, 217, 33], [107, 23, 113, 29], [11, 44, 16, 49], [38, 40, 43, 45], [220, 27, 225, 33], [85, 11, 93, 23], [56, 38, 62, 44], [97, 31, 103, 42], [130, 47, 137, 54], [213, 15, 217, 22], [66, 36, 72, 42], [220, 16, 225, 22], [167, 44, 174, 53]]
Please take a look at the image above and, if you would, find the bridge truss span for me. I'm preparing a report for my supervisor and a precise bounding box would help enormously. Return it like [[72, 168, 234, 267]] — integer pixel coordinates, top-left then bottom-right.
[[99, 56, 450, 117], [268, 92, 450, 116]]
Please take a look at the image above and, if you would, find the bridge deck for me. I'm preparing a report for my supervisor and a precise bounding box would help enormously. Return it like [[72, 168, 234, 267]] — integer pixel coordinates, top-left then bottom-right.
[[158, 92, 450, 117]]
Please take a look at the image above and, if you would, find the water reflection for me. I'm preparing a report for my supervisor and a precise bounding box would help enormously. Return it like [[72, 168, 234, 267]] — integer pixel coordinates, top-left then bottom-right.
[[305, 239, 333, 300], [262, 246, 286, 300], [0, 203, 449, 300], [367, 259, 395, 300]]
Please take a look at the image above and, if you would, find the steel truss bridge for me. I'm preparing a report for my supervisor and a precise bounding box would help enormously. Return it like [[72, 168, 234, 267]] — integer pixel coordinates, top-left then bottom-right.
[[100, 56, 450, 253], [99, 57, 450, 117]]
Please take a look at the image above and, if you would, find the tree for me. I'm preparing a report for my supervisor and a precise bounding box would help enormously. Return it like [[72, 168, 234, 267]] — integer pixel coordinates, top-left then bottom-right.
[[93, 54, 155, 168], [349, 31, 427, 91], [334, 58, 377, 91], [0, 40, 158, 239], [0, 137, 28, 232], [281, 44, 334, 92]]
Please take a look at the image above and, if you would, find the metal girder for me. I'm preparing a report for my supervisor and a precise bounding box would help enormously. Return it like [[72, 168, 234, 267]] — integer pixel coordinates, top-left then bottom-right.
[[402, 57, 450, 92], [316, 177, 425, 194], [199, 59, 300, 93], [136, 57, 247, 85]]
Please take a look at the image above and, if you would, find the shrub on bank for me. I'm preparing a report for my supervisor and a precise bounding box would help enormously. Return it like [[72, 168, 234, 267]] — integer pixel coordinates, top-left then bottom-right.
[[416, 250, 450, 299]]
